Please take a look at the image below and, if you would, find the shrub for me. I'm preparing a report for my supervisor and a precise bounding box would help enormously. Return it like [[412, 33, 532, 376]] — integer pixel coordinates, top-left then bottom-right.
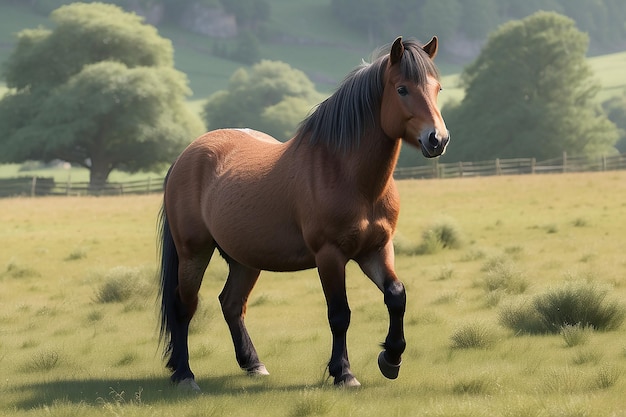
[[21, 350, 60, 372], [450, 322, 497, 349], [499, 281, 625, 334], [93, 266, 153, 304], [498, 298, 546, 334], [417, 218, 464, 254], [481, 260, 528, 295], [534, 280, 625, 332]]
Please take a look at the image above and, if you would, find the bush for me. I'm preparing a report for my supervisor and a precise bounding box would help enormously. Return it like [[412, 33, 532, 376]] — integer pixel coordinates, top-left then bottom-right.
[[481, 260, 528, 295], [93, 266, 153, 304], [499, 280, 625, 334], [450, 322, 497, 349], [417, 218, 464, 254], [534, 280, 625, 332]]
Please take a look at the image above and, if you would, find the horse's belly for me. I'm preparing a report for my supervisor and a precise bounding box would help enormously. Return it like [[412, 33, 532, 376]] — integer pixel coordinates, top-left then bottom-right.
[[207, 192, 315, 272]]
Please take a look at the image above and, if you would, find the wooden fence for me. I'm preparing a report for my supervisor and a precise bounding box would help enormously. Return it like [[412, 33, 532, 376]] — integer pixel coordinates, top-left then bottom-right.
[[1, 152, 626, 197], [394, 152, 626, 179], [0, 176, 162, 198]]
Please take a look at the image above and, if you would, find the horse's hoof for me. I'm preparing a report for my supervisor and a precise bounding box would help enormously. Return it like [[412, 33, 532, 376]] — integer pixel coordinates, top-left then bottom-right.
[[378, 350, 401, 380], [335, 375, 361, 388], [247, 364, 270, 377], [177, 377, 201, 393]]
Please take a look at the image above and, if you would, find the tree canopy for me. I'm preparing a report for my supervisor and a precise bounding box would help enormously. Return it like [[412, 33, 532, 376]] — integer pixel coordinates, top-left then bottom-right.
[[0, 3, 204, 189], [441, 11, 619, 162], [203, 60, 324, 141]]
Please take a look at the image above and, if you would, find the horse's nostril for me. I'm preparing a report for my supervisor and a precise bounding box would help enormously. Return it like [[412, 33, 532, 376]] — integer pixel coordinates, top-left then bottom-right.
[[428, 131, 439, 148]]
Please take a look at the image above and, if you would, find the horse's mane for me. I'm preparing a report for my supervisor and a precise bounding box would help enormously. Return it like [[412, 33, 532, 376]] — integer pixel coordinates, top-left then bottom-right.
[[293, 39, 440, 151]]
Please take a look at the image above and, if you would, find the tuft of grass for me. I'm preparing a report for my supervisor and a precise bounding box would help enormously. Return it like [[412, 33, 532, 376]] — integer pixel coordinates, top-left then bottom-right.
[[498, 298, 546, 335], [571, 348, 603, 366], [500, 280, 625, 334], [560, 324, 593, 347], [64, 247, 87, 261], [3, 260, 40, 279], [93, 266, 152, 304], [534, 280, 625, 333], [21, 350, 60, 372], [593, 364, 621, 390], [480, 260, 529, 295], [451, 374, 496, 395], [450, 322, 497, 349], [289, 389, 334, 417], [417, 218, 464, 254], [572, 217, 589, 227]]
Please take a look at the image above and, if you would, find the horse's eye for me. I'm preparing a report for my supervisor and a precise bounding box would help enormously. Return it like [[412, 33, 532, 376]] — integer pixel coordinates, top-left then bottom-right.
[[397, 86, 409, 96]]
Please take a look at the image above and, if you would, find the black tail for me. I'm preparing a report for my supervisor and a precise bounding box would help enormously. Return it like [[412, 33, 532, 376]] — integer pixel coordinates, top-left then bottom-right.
[[157, 198, 178, 365]]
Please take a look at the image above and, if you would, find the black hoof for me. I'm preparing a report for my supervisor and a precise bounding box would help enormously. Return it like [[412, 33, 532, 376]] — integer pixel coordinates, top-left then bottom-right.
[[378, 350, 401, 379], [334, 374, 361, 388]]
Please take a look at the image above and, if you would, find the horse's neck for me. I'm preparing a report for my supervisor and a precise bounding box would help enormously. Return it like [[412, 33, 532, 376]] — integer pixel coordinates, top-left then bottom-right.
[[349, 130, 401, 199]]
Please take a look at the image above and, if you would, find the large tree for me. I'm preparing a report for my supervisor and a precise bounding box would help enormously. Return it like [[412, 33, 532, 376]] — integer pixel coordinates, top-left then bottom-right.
[[203, 60, 324, 141], [0, 3, 204, 189], [442, 11, 618, 162]]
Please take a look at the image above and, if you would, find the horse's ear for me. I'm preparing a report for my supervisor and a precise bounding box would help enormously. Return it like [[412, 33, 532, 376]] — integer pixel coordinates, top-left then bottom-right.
[[390, 37, 404, 65], [422, 36, 438, 59]]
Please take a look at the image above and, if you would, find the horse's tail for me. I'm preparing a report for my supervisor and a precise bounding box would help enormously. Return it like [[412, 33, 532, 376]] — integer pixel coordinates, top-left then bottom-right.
[[157, 171, 178, 367]]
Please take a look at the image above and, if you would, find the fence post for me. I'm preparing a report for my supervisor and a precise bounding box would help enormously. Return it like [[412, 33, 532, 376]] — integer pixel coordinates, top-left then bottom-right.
[[147, 177, 152, 193], [562, 151, 567, 173], [458, 161, 463, 177], [495, 158, 501, 176], [602, 155, 606, 171], [31, 177, 37, 197], [531, 158, 536, 174]]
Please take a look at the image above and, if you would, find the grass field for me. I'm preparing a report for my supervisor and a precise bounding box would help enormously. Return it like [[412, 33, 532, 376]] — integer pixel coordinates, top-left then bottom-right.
[[1, 171, 625, 416]]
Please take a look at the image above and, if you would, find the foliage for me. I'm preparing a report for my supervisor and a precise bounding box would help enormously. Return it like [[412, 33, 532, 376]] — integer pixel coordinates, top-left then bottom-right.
[[442, 11, 619, 163], [450, 322, 497, 349], [203, 60, 323, 140], [417, 217, 464, 254], [0, 3, 204, 189], [330, 0, 626, 55], [499, 280, 626, 334], [602, 88, 626, 152]]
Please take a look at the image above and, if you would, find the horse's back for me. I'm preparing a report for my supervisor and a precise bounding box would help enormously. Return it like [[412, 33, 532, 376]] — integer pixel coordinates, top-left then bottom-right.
[[165, 128, 314, 270]]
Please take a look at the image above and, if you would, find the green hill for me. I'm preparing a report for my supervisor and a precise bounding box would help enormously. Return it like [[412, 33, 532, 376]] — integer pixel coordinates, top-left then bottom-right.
[[0, 1, 624, 104]]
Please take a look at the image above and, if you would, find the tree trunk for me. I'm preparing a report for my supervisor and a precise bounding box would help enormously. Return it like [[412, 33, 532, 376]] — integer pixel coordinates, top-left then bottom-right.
[[89, 160, 113, 194]]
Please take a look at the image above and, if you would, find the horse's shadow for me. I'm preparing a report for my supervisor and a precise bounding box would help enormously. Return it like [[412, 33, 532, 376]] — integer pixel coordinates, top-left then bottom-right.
[[12, 375, 317, 410]]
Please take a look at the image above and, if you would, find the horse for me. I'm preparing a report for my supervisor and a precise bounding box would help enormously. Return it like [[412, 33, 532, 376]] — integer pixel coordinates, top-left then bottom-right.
[[158, 36, 449, 392]]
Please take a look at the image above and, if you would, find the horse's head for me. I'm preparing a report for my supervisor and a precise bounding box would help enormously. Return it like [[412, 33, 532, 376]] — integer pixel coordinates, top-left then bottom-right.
[[380, 37, 450, 158]]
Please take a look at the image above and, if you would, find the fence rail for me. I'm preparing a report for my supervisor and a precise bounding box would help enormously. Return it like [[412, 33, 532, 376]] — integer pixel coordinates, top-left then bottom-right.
[[0, 176, 162, 198], [2, 152, 626, 197], [394, 152, 626, 179]]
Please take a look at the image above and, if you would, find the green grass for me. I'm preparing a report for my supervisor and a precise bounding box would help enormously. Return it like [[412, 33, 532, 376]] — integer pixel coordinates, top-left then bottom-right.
[[1, 171, 626, 415]]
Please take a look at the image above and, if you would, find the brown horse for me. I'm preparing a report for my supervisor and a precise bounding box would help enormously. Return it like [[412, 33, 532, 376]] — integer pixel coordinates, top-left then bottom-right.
[[158, 36, 449, 391]]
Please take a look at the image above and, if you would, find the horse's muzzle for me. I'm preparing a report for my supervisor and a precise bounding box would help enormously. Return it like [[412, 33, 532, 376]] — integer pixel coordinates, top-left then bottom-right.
[[419, 131, 450, 158]]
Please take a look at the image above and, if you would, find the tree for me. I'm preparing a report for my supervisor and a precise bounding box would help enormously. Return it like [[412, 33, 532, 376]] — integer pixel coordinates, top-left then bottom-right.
[[442, 11, 619, 162], [603, 89, 626, 152], [0, 3, 205, 189], [203, 60, 324, 141]]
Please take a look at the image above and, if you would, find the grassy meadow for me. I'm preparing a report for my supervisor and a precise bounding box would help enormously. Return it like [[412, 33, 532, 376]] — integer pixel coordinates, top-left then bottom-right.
[[1, 171, 626, 416]]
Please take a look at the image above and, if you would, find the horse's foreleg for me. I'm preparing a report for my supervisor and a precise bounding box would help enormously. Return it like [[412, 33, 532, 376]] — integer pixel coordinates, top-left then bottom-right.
[[219, 262, 268, 376], [379, 279, 406, 378], [316, 246, 360, 387], [357, 244, 406, 380]]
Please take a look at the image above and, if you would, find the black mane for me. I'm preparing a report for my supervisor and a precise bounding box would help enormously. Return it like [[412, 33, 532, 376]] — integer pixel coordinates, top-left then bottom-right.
[[293, 39, 440, 151]]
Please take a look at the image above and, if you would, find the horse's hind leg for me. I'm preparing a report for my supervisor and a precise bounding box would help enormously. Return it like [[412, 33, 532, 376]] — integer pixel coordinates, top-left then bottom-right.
[[169, 250, 213, 389], [219, 261, 268, 376]]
